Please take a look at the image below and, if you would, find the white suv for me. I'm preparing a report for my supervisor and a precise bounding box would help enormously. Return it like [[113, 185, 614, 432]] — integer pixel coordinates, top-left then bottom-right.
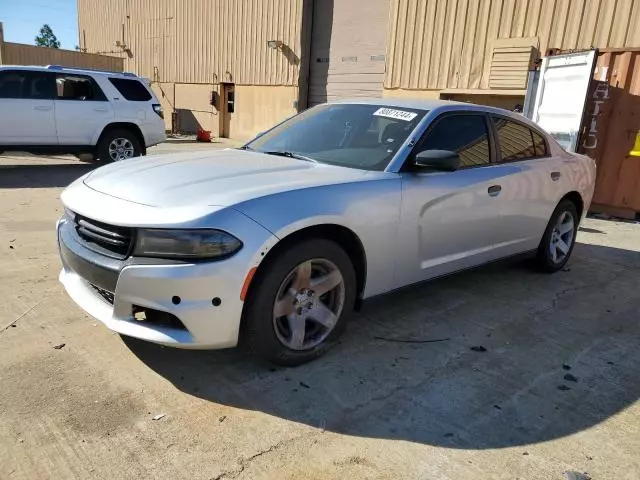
[[0, 65, 165, 161]]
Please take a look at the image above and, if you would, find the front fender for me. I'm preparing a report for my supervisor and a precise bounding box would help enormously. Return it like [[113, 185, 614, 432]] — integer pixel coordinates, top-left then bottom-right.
[[234, 178, 402, 298]]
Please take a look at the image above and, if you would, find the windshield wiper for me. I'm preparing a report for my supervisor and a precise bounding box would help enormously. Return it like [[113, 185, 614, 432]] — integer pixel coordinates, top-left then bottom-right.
[[264, 150, 318, 163]]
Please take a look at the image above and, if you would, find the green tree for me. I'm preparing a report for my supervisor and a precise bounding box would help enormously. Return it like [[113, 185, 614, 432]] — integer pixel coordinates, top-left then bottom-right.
[[35, 24, 61, 48]]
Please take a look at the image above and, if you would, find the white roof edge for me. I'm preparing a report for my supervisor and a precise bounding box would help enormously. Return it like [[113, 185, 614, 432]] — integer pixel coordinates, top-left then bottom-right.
[[0, 65, 136, 77]]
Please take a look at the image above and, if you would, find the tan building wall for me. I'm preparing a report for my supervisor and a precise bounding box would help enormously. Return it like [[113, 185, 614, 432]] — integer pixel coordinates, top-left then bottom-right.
[[78, 0, 304, 138], [0, 22, 123, 70], [77, 0, 304, 85], [174, 83, 218, 134], [230, 86, 298, 140], [385, 0, 640, 102], [2, 43, 124, 70], [149, 82, 175, 131], [149, 82, 298, 140]]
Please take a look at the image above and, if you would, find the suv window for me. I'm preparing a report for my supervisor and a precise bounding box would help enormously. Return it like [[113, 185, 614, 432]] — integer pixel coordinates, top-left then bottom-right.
[[415, 114, 491, 167], [109, 78, 152, 101], [492, 117, 538, 162], [56, 74, 106, 101], [0, 71, 54, 99]]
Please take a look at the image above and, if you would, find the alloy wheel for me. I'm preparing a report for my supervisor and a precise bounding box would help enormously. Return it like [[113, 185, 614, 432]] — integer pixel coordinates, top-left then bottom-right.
[[549, 210, 575, 264], [108, 138, 135, 161], [272, 258, 345, 351]]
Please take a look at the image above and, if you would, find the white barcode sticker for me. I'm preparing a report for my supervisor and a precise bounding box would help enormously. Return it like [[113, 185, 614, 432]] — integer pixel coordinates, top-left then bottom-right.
[[373, 107, 418, 122]]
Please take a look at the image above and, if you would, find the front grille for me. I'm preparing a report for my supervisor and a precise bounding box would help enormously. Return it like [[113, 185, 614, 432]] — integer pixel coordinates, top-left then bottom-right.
[[73, 214, 133, 258], [90, 283, 115, 305]]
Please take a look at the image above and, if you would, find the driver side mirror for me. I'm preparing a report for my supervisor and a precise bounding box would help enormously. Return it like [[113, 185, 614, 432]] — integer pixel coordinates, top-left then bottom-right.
[[414, 150, 460, 171]]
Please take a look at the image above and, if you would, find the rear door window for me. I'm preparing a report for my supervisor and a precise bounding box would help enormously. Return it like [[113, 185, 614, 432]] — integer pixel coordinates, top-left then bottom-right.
[[492, 117, 538, 162], [56, 74, 106, 101], [109, 78, 152, 101]]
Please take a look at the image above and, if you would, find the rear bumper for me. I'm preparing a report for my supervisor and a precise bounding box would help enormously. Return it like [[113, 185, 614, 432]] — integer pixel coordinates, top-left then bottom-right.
[[142, 121, 166, 147]]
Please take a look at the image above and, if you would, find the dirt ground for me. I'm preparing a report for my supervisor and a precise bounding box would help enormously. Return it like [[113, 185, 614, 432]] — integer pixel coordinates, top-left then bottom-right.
[[1, 147, 639, 480]]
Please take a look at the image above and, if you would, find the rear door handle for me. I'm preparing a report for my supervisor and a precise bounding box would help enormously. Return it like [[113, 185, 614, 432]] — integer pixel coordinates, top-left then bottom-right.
[[488, 185, 502, 197], [551, 171, 561, 181], [93, 108, 108, 112], [33, 105, 52, 111]]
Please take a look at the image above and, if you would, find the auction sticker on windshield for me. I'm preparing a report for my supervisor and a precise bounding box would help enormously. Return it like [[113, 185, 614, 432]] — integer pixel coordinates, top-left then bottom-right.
[[373, 107, 418, 121]]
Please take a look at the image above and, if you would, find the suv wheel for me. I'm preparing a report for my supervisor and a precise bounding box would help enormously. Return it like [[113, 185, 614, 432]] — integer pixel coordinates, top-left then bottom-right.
[[97, 129, 142, 162]]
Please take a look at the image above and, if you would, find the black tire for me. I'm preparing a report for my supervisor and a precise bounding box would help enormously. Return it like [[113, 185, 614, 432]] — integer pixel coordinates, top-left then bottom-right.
[[96, 128, 142, 163], [243, 238, 357, 366], [534, 199, 579, 273]]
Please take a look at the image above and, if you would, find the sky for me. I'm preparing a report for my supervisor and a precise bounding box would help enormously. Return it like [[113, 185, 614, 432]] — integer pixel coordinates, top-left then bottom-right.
[[0, 0, 79, 50]]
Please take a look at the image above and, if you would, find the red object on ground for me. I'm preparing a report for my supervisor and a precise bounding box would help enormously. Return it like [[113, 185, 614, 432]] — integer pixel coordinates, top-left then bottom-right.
[[196, 129, 211, 142]]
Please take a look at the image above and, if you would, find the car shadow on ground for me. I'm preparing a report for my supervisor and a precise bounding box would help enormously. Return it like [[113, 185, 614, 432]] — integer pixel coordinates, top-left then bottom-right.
[[0, 162, 97, 189], [124, 242, 640, 449]]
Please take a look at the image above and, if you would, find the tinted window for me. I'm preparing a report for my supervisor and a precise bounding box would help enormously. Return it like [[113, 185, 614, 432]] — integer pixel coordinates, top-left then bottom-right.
[[246, 104, 427, 171], [493, 117, 537, 162], [0, 71, 54, 99], [532, 130, 548, 156], [109, 78, 152, 101], [56, 74, 105, 101], [417, 114, 491, 167]]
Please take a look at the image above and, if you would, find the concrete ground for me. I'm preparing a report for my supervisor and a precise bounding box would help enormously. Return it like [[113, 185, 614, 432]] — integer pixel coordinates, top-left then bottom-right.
[[1, 145, 639, 480]]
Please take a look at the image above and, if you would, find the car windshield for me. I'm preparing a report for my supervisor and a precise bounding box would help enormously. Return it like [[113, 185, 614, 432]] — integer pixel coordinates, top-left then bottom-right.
[[244, 103, 427, 171]]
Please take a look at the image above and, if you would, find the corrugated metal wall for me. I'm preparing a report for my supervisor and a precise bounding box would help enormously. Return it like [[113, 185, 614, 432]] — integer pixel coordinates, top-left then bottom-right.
[[77, 0, 304, 86], [386, 0, 640, 90], [2, 42, 123, 71], [579, 49, 640, 217]]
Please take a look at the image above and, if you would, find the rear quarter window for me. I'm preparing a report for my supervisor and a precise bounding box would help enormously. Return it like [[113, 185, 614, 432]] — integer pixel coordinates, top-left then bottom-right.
[[108, 78, 152, 101], [532, 130, 549, 156]]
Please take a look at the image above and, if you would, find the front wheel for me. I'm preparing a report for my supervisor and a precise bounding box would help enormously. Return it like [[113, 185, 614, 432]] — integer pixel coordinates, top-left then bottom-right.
[[534, 199, 579, 272], [243, 239, 356, 366], [96, 129, 142, 163]]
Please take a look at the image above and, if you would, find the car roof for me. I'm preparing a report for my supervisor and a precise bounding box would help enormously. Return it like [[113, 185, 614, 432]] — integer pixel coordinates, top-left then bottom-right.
[[330, 97, 466, 110], [330, 97, 542, 131], [0, 65, 138, 78]]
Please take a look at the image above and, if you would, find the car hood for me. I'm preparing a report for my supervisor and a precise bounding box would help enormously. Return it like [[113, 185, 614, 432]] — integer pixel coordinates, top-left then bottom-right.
[[83, 149, 374, 207]]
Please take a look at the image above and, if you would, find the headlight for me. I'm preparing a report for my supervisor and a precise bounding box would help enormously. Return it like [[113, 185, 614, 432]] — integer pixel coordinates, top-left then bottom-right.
[[133, 229, 242, 259]]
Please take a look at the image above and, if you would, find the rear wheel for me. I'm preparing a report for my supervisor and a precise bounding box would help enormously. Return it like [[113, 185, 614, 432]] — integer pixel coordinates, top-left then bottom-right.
[[534, 199, 578, 272], [96, 129, 142, 163], [243, 239, 356, 366]]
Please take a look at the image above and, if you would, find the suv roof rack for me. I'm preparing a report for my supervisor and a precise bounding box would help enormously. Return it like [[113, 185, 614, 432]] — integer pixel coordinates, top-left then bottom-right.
[[45, 65, 138, 77]]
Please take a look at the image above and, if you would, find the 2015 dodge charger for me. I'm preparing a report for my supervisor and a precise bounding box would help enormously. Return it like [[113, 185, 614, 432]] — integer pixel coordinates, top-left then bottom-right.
[[57, 99, 595, 365]]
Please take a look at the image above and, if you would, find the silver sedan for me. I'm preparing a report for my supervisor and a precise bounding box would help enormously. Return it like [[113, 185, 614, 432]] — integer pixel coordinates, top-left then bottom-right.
[[57, 99, 596, 365]]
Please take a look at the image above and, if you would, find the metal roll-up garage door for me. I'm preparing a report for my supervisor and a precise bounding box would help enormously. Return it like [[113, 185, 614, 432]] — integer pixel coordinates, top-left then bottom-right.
[[308, 0, 390, 107]]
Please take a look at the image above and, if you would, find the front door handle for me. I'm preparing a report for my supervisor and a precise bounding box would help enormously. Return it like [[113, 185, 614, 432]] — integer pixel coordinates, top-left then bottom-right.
[[551, 171, 561, 181], [93, 107, 108, 112], [33, 105, 52, 111], [488, 185, 502, 197]]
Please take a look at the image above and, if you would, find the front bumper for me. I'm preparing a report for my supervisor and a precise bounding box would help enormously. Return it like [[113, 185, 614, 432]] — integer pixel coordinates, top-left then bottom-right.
[[57, 215, 268, 349]]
